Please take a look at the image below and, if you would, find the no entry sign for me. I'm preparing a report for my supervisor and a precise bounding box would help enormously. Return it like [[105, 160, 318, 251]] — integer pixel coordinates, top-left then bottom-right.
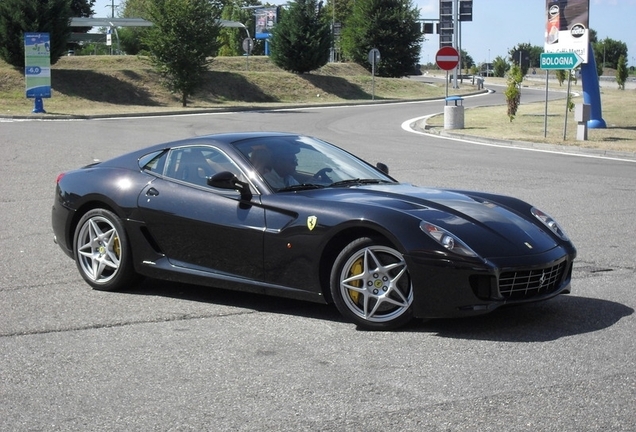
[[436, 46, 460, 71]]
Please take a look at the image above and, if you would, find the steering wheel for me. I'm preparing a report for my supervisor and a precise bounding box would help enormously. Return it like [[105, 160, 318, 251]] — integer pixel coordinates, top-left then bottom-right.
[[313, 167, 333, 183]]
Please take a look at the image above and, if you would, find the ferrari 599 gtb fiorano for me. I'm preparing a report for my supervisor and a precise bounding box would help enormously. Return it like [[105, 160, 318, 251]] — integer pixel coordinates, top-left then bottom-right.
[[52, 132, 576, 330]]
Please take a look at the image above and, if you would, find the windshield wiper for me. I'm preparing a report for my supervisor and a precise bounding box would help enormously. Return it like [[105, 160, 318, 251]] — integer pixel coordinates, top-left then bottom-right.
[[277, 183, 326, 192], [329, 179, 391, 187]]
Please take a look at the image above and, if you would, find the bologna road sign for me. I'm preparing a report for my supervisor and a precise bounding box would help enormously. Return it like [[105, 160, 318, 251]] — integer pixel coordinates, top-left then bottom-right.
[[436, 46, 459, 71], [540, 52, 583, 70]]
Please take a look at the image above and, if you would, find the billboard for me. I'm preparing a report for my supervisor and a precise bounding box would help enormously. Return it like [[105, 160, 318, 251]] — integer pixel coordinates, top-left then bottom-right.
[[544, 0, 589, 63], [24, 32, 51, 98], [255, 7, 278, 39]]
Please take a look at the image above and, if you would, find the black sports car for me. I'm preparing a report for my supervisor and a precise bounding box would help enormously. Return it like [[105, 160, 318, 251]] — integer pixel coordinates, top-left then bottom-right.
[[52, 132, 576, 330]]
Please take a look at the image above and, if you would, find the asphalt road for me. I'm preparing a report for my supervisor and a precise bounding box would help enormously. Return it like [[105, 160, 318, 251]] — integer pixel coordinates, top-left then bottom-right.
[[1, 88, 634, 431]]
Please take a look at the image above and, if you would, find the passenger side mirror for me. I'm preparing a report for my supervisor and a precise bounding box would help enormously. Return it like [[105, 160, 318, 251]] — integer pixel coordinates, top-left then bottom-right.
[[207, 171, 253, 201], [376, 162, 389, 175]]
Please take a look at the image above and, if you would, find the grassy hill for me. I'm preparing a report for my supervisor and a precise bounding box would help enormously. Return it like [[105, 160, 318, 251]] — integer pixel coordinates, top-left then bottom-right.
[[2, 55, 633, 153], [0, 56, 459, 116]]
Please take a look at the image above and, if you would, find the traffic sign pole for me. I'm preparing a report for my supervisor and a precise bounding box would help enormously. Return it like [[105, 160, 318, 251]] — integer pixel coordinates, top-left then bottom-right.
[[368, 48, 380, 101], [540, 51, 585, 138], [446, 71, 449, 99], [544, 70, 549, 137], [436, 46, 460, 101]]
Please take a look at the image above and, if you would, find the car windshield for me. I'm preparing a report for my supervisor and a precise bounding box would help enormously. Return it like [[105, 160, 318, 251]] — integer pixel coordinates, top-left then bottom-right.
[[233, 135, 394, 191]]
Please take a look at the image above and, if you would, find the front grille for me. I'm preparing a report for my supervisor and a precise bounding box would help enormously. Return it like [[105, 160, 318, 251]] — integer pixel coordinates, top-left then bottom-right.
[[499, 261, 566, 300]]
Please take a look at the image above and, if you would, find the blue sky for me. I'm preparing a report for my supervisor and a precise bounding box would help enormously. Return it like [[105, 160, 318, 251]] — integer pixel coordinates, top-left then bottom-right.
[[93, 0, 634, 66]]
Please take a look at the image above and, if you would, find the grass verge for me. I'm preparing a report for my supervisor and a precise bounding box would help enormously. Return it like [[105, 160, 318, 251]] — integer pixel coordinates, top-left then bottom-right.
[[425, 77, 635, 153], [0, 55, 470, 115]]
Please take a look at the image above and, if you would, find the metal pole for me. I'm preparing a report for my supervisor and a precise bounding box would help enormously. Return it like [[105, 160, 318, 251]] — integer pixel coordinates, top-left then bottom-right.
[[331, 0, 335, 62], [544, 70, 549, 137], [458, 9, 462, 84], [446, 71, 449, 98], [453, 0, 458, 89], [563, 71, 572, 140], [371, 54, 376, 101]]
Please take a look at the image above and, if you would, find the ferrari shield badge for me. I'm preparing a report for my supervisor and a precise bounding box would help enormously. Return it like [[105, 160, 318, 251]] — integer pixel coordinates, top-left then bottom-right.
[[307, 215, 317, 231]]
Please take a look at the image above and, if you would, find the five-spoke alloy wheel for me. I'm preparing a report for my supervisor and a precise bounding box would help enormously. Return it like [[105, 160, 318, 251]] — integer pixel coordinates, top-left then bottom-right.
[[331, 237, 414, 330], [73, 208, 137, 291]]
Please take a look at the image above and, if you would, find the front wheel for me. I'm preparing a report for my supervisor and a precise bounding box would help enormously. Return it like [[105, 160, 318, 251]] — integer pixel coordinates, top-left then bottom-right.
[[73, 208, 138, 291], [330, 237, 414, 330]]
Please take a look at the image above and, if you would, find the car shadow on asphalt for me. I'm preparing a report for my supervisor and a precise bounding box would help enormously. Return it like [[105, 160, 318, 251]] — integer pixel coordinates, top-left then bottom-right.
[[129, 278, 344, 323], [417, 295, 633, 342], [129, 279, 632, 341]]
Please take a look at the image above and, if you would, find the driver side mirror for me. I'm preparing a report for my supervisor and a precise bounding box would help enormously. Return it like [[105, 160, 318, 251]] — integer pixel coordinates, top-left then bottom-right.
[[207, 171, 253, 201]]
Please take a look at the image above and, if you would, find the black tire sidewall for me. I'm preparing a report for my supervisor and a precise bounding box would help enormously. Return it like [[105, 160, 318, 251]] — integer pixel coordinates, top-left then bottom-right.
[[73, 208, 136, 291], [330, 237, 413, 330]]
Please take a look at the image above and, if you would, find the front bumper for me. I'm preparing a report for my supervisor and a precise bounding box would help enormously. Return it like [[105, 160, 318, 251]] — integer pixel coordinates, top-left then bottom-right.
[[405, 247, 576, 319]]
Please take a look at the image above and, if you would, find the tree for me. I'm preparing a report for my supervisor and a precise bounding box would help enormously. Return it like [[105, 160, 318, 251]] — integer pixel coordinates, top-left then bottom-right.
[[118, 0, 153, 55], [616, 55, 628, 90], [340, 0, 421, 78], [0, 0, 72, 68], [492, 55, 509, 78], [555, 69, 566, 86], [460, 49, 474, 72], [218, 0, 261, 57], [504, 64, 523, 122], [508, 43, 542, 76], [593, 37, 628, 71], [70, 0, 94, 16], [68, 0, 95, 49], [143, 0, 223, 107], [324, 0, 355, 59], [326, 0, 355, 23], [269, 0, 331, 74]]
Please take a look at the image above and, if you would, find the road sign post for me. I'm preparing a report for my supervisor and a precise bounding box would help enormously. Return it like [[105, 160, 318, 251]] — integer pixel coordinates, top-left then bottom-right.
[[539, 51, 584, 139], [368, 48, 380, 100], [242, 38, 254, 71], [435, 46, 460, 98]]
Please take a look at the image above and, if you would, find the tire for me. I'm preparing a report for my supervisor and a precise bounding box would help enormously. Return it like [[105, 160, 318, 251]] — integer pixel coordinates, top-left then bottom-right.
[[330, 237, 414, 330], [73, 208, 138, 291]]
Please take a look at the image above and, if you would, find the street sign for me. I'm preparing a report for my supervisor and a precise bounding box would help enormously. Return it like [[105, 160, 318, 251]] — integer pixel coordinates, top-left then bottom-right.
[[368, 48, 381, 100], [242, 38, 253, 55], [368, 48, 380, 66], [436, 46, 459, 71], [540, 52, 583, 70]]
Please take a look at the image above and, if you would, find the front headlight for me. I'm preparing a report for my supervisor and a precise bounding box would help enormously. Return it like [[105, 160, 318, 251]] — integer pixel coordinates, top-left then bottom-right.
[[420, 222, 478, 258], [531, 207, 569, 241]]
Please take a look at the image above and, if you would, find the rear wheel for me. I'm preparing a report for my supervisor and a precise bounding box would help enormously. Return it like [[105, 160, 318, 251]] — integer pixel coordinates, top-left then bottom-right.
[[330, 237, 413, 330], [73, 209, 138, 291]]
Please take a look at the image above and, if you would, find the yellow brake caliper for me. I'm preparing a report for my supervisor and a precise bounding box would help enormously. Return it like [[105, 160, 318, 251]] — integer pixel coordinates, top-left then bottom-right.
[[113, 236, 121, 259], [348, 258, 363, 303]]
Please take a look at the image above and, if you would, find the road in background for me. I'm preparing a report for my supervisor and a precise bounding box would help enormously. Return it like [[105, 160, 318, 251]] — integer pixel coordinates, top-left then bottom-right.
[[1, 91, 634, 431]]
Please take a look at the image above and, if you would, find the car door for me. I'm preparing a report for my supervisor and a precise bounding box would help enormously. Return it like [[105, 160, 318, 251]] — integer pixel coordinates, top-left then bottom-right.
[[137, 145, 265, 281]]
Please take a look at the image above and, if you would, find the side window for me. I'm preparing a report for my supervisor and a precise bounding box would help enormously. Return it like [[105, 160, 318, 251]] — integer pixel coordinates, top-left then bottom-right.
[[140, 150, 167, 173], [163, 146, 245, 187]]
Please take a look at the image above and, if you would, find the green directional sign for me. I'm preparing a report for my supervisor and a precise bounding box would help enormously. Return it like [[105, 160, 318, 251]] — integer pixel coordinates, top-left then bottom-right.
[[540, 52, 583, 70]]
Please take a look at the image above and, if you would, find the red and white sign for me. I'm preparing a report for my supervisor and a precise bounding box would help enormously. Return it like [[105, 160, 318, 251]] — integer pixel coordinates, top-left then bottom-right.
[[435, 46, 459, 71]]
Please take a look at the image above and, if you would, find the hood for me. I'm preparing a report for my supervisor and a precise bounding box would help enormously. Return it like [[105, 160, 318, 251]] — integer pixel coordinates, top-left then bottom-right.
[[308, 183, 559, 258]]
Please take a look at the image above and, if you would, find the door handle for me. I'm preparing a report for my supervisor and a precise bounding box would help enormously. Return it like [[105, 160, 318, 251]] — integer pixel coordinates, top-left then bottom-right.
[[146, 187, 159, 196]]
